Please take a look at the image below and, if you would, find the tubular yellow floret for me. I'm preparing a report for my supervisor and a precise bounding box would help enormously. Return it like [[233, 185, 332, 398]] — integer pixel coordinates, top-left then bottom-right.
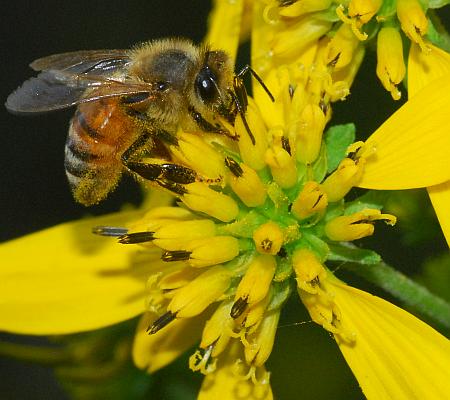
[[278, 0, 332, 18], [152, 220, 216, 250], [200, 300, 234, 357], [271, 16, 333, 60], [235, 99, 269, 171], [182, 182, 239, 222], [396, 0, 429, 52], [292, 248, 326, 294], [244, 310, 280, 367], [234, 254, 277, 308], [321, 157, 365, 202], [348, 0, 382, 24], [294, 103, 326, 164], [291, 181, 328, 219], [168, 266, 231, 318], [265, 144, 298, 188], [253, 221, 284, 255], [376, 27, 406, 100], [228, 163, 267, 207], [326, 23, 361, 70], [186, 236, 240, 267], [171, 131, 226, 179], [325, 209, 397, 241]]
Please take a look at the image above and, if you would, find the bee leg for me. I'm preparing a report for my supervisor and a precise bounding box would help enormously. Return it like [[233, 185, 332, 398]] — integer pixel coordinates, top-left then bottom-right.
[[188, 106, 237, 140]]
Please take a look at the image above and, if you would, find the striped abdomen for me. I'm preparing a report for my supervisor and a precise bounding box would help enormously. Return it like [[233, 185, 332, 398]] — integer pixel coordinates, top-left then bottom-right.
[[65, 99, 140, 206]]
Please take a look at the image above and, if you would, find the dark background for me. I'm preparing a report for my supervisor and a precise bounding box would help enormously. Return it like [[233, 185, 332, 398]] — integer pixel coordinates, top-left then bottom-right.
[[1, 2, 449, 399]]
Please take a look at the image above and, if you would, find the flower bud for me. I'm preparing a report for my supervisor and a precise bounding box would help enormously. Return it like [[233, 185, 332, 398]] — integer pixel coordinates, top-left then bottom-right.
[[265, 145, 298, 189], [153, 220, 216, 250], [227, 161, 267, 207], [326, 23, 361, 69], [244, 310, 280, 366], [292, 248, 326, 294], [325, 209, 397, 241], [376, 27, 406, 100], [185, 236, 240, 268], [294, 104, 326, 164], [168, 266, 231, 318], [321, 158, 365, 202], [291, 181, 328, 219], [182, 182, 239, 222], [232, 255, 276, 318], [397, 0, 429, 51], [253, 222, 284, 255], [278, 0, 332, 18]]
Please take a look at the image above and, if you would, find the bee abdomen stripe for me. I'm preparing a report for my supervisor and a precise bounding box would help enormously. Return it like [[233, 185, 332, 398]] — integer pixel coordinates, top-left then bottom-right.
[[75, 110, 103, 140], [67, 140, 99, 162]]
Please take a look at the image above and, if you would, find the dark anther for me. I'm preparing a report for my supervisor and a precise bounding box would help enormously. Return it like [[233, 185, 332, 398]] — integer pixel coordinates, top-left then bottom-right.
[[278, 0, 296, 6], [310, 276, 320, 287], [224, 157, 243, 177], [312, 194, 324, 209], [288, 203, 293, 212], [230, 296, 249, 319], [118, 231, 155, 244], [161, 250, 192, 262], [288, 84, 295, 98], [277, 247, 287, 258], [147, 311, 177, 334], [92, 226, 128, 237], [281, 136, 291, 155], [319, 98, 329, 115], [328, 53, 341, 68], [261, 238, 273, 251]]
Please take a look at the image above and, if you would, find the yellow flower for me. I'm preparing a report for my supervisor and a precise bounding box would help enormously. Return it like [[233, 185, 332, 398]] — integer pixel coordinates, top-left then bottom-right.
[[407, 43, 450, 246], [2, 1, 450, 400]]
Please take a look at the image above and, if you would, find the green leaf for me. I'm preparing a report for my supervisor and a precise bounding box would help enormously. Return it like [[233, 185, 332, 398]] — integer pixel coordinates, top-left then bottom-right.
[[427, 11, 450, 52], [342, 259, 450, 330], [344, 190, 388, 215], [428, 0, 450, 8], [324, 123, 355, 173], [313, 144, 328, 183], [328, 242, 382, 265]]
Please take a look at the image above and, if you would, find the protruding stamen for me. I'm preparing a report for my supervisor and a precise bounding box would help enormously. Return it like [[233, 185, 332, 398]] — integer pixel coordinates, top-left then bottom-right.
[[118, 232, 154, 244], [230, 296, 249, 319], [161, 250, 192, 262], [225, 157, 244, 177], [147, 311, 177, 334], [92, 226, 128, 237]]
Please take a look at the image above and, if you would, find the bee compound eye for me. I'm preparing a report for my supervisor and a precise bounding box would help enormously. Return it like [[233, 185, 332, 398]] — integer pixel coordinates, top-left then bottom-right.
[[195, 67, 217, 104]]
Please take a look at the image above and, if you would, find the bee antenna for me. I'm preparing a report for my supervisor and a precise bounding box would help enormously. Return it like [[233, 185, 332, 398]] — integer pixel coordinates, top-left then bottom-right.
[[236, 65, 274, 102], [229, 87, 255, 145]]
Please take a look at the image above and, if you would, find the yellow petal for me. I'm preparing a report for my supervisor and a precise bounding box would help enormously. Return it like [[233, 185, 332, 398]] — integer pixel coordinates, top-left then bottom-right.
[[132, 311, 205, 374], [332, 282, 450, 400], [408, 43, 450, 97], [428, 181, 450, 246], [0, 210, 152, 335], [358, 74, 450, 189], [205, 0, 243, 60], [198, 340, 273, 400]]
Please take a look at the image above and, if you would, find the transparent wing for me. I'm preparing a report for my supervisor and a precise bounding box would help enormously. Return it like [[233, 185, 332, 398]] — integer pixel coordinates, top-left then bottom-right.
[[30, 49, 130, 75], [6, 49, 156, 114]]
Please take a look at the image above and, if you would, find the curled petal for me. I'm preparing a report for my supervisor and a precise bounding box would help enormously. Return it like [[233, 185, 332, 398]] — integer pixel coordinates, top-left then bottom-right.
[[0, 210, 151, 335]]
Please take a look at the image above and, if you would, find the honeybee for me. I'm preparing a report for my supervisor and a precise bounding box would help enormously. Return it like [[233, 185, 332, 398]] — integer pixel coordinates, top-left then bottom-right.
[[6, 38, 272, 206]]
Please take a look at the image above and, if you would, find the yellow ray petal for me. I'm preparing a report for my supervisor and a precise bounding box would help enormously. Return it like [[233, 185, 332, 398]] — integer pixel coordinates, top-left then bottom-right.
[[331, 282, 450, 400], [205, 0, 243, 60], [358, 74, 450, 189], [428, 181, 450, 246], [0, 210, 154, 335], [133, 311, 206, 373], [408, 43, 450, 97], [198, 340, 274, 400]]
